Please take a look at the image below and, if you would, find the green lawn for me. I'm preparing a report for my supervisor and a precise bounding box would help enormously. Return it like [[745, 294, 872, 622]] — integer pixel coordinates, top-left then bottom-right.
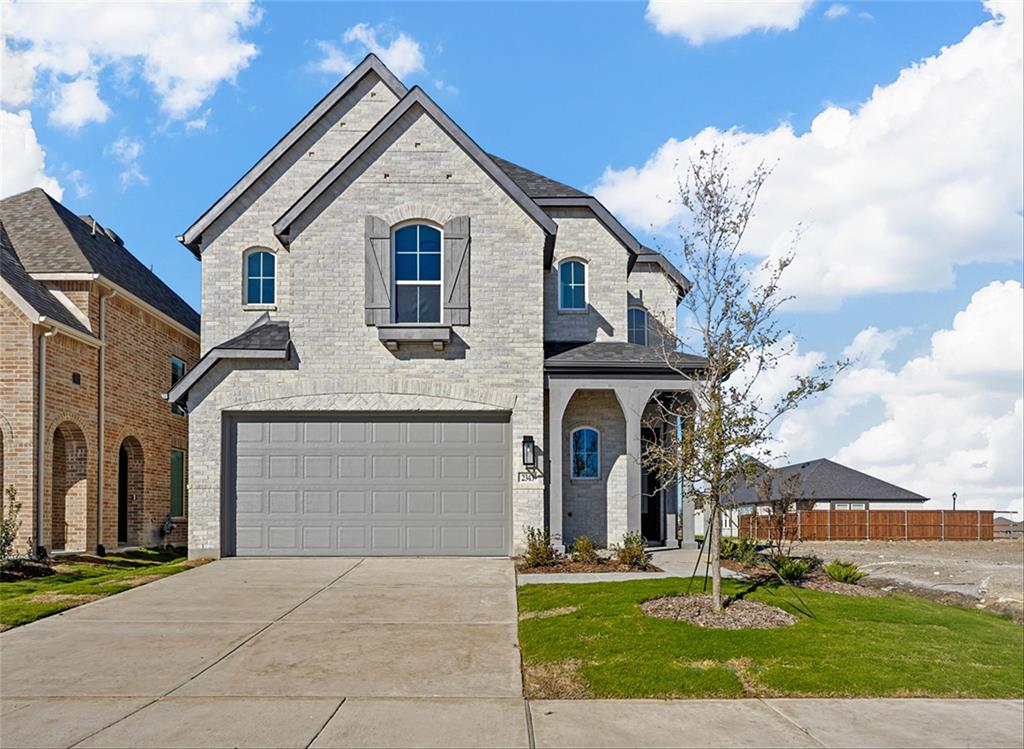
[[517, 578, 1024, 699], [0, 548, 204, 629]]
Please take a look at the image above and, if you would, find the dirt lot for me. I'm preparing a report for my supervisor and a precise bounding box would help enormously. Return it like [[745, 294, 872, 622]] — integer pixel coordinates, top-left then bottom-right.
[[790, 540, 1024, 620]]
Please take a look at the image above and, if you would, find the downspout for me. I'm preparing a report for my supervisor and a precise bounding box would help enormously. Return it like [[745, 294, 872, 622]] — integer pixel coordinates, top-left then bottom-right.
[[35, 327, 57, 557], [96, 288, 116, 554]]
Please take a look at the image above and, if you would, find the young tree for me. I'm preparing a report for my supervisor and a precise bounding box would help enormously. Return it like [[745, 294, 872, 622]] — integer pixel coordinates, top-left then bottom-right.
[[643, 147, 843, 611], [754, 470, 805, 560]]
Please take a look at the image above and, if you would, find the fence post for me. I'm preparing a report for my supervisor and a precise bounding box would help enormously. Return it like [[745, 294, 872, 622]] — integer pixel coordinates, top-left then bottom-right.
[[827, 507, 831, 541], [904, 509, 909, 541], [940, 510, 944, 541], [977, 509, 981, 540], [866, 509, 871, 541]]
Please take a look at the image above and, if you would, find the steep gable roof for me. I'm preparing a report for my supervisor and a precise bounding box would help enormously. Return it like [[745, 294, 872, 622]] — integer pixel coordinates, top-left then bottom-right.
[[180, 54, 408, 255], [488, 154, 590, 199], [724, 458, 929, 505], [0, 188, 199, 335], [273, 86, 558, 242], [0, 220, 94, 338]]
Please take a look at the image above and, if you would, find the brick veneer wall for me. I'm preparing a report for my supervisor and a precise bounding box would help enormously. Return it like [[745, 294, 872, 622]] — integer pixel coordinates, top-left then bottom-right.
[[0, 281, 198, 554]]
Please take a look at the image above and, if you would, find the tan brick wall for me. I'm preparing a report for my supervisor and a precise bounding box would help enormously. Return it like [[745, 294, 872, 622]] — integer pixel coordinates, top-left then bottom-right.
[[0, 281, 198, 555]]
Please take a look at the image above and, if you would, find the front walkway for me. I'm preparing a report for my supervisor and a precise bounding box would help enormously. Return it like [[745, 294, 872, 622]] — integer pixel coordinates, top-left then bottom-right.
[[1, 557, 1021, 748]]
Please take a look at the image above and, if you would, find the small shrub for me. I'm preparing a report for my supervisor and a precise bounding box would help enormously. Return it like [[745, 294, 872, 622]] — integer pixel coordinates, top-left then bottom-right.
[[1, 485, 23, 567], [522, 526, 559, 568], [720, 536, 758, 566], [613, 531, 652, 570], [825, 560, 865, 584], [772, 555, 812, 582], [569, 535, 599, 564]]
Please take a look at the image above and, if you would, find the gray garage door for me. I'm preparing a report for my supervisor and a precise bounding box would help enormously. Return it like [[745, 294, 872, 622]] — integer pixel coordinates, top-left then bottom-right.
[[229, 413, 510, 556]]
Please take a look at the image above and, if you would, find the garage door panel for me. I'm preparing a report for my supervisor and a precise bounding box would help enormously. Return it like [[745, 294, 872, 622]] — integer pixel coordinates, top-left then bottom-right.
[[231, 414, 510, 556]]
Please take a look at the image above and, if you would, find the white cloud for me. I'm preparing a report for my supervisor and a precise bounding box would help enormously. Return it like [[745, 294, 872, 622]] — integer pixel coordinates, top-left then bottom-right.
[[646, 0, 813, 45], [769, 281, 1024, 514], [312, 23, 425, 79], [105, 136, 147, 189], [1, 45, 35, 106], [825, 4, 849, 20], [49, 78, 109, 129], [434, 79, 459, 96], [66, 169, 90, 198], [0, 109, 62, 199], [597, 1, 1024, 309], [185, 109, 212, 133], [1, 0, 261, 121]]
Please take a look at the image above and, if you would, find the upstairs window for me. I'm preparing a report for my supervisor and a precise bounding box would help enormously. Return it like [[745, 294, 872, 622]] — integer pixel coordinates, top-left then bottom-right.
[[170, 357, 186, 415], [245, 249, 276, 305], [571, 427, 600, 479], [559, 259, 586, 310], [394, 223, 442, 323], [628, 307, 648, 345]]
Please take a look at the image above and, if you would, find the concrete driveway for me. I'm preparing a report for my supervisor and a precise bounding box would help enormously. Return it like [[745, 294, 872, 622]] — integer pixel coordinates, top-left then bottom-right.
[[0, 557, 527, 748]]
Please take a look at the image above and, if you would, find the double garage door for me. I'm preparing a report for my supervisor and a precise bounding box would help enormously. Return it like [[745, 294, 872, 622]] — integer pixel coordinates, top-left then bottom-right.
[[229, 413, 511, 556]]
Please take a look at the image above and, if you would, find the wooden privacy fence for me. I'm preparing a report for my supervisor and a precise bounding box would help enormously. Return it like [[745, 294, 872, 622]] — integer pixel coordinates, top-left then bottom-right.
[[740, 509, 995, 541]]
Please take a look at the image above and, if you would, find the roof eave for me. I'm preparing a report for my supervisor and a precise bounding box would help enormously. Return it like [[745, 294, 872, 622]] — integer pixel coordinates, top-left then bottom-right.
[[180, 53, 409, 255], [272, 87, 558, 243]]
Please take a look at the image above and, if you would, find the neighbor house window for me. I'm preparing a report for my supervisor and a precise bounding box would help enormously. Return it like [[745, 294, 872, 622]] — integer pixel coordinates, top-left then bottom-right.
[[394, 223, 442, 323], [170, 357, 187, 415], [833, 502, 867, 510], [170, 449, 185, 516], [570, 427, 600, 479], [559, 259, 586, 310], [244, 249, 276, 305], [628, 306, 648, 345]]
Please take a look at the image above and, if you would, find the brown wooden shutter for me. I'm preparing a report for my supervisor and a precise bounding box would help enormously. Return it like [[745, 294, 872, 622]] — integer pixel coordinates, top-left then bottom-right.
[[364, 215, 391, 325], [443, 216, 470, 326]]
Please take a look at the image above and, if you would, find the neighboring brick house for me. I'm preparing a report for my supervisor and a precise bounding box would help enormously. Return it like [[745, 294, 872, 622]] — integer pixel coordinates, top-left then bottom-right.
[[168, 54, 703, 558], [0, 188, 200, 555]]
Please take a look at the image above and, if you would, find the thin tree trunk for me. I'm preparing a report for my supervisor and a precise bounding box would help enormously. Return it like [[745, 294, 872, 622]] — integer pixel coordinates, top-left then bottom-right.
[[710, 503, 722, 611]]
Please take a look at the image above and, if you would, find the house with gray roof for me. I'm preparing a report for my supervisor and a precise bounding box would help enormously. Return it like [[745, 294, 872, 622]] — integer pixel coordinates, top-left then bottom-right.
[[167, 54, 703, 558], [1, 188, 200, 556]]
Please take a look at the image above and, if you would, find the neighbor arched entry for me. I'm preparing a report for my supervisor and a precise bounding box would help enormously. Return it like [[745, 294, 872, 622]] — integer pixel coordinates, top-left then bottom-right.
[[118, 437, 144, 546], [51, 421, 88, 552]]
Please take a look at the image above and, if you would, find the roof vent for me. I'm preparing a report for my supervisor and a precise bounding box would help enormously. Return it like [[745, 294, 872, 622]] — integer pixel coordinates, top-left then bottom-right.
[[102, 227, 124, 246]]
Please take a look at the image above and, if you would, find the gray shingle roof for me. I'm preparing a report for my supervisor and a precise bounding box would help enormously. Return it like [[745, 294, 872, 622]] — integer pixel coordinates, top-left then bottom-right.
[[724, 458, 929, 505], [545, 341, 707, 373], [488, 154, 591, 199], [218, 317, 291, 350], [0, 188, 199, 334], [0, 220, 92, 335]]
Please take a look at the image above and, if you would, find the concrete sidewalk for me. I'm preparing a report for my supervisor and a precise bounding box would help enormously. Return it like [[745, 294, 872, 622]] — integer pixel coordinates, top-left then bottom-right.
[[517, 547, 743, 585]]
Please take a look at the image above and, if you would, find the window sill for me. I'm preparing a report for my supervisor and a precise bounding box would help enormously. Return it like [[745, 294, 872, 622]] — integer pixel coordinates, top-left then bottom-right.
[[377, 324, 452, 351], [557, 308, 588, 315], [243, 304, 277, 312]]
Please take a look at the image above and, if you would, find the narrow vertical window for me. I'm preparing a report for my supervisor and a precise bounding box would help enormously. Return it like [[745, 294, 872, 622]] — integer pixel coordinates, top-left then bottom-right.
[[559, 260, 586, 310], [245, 250, 276, 305], [170, 449, 185, 516], [628, 307, 648, 345], [394, 224, 442, 323], [570, 427, 600, 479], [170, 357, 186, 415]]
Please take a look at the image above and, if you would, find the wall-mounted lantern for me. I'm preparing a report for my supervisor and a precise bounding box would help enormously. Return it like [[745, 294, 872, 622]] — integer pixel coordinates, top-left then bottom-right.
[[522, 435, 536, 467]]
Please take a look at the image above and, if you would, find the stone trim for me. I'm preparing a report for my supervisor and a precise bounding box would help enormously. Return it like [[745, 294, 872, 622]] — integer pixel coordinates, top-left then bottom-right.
[[382, 202, 457, 228]]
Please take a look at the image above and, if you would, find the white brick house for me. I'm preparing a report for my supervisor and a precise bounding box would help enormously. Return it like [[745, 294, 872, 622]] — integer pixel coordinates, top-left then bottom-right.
[[168, 55, 702, 558]]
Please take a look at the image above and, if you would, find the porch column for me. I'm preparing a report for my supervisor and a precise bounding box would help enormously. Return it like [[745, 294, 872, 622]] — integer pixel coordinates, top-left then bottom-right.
[[611, 384, 654, 546], [547, 382, 574, 549]]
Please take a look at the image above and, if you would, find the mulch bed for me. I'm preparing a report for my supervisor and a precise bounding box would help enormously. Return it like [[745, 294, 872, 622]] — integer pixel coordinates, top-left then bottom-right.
[[0, 560, 56, 583], [517, 560, 662, 574], [800, 574, 881, 597], [641, 594, 798, 629]]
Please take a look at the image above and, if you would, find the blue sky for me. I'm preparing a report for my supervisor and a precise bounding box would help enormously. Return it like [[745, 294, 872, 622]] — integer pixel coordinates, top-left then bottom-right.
[[3, 1, 1022, 512]]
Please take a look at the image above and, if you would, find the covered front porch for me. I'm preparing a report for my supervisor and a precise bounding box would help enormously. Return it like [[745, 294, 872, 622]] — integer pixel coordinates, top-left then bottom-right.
[[544, 342, 704, 550]]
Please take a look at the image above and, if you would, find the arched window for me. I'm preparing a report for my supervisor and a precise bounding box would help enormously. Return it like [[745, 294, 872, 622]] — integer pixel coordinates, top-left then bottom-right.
[[628, 306, 648, 345], [393, 223, 442, 323], [558, 259, 587, 310], [244, 249, 276, 305], [570, 426, 600, 479]]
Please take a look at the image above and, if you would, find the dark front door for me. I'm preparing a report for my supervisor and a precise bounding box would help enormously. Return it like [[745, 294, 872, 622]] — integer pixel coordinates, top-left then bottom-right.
[[117, 445, 128, 544], [641, 427, 663, 544]]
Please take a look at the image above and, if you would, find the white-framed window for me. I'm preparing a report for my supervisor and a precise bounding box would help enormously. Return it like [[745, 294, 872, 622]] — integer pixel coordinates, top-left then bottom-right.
[[244, 248, 276, 306], [393, 223, 442, 323], [628, 306, 648, 345], [570, 426, 600, 479], [833, 502, 867, 510], [558, 259, 587, 310]]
